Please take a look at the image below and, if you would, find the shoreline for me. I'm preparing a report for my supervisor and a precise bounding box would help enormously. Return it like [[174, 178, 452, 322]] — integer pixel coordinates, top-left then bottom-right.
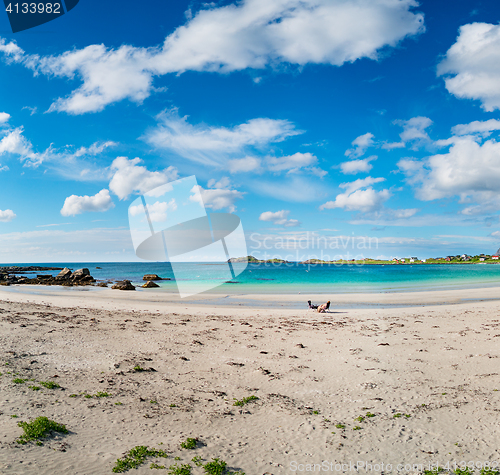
[[1, 283, 500, 311]]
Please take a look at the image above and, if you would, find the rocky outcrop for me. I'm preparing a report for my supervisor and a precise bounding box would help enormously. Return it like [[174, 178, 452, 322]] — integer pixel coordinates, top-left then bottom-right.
[[56, 267, 72, 280], [143, 274, 162, 281], [111, 280, 136, 291], [142, 280, 160, 288]]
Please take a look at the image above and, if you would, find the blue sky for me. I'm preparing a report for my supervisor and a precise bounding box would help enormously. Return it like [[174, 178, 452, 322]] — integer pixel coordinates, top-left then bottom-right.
[[1, 0, 500, 262]]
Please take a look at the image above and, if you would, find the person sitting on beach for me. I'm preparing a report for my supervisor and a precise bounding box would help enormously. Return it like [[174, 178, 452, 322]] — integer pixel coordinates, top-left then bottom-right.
[[307, 300, 318, 309], [317, 301, 330, 313]]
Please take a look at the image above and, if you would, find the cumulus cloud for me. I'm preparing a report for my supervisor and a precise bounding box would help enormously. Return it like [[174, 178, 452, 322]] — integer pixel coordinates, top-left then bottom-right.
[[130, 198, 177, 223], [60, 189, 114, 216], [0, 127, 35, 159], [340, 155, 376, 174], [259, 210, 300, 227], [451, 119, 500, 137], [320, 177, 390, 213], [383, 116, 432, 149], [74, 141, 117, 157], [345, 132, 374, 158], [228, 156, 262, 173], [0, 112, 10, 124], [0, 0, 424, 114], [0, 209, 16, 222], [398, 135, 500, 214], [109, 157, 178, 200], [190, 178, 244, 213], [144, 109, 301, 167], [438, 23, 500, 111], [267, 152, 317, 173]]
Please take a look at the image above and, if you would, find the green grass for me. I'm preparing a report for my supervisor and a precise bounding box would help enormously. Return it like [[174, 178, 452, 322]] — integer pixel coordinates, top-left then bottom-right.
[[11, 414, 18, 418], [312, 410, 319, 414], [335, 423, 345, 429], [115, 402, 123, 405], [16, 416, 68, 445], [150, 400, 157, 404], [133, 365, 145, 372], [13, 378, 27, 384], [454, 469, 474, 475], [94, 391, 111, 398], [69, 394, 78, 398], [112, 446, 168, 473], [180, 438, 197, 450], [167, 463, 192, 475], [232, 395, 258, 407], [84, 394, 92, 399], [192, 456, 204, 467], [355, 416, 365, 422], [393, 413, 402, 418], [28, 385, 41, 391], [203, 458, 227, 475], [40, 381, 60, 389], [150, 462, 166, 469], [480, 470, 500, 475], [353, 426, 363, 431], [366, 412, 376, 418]]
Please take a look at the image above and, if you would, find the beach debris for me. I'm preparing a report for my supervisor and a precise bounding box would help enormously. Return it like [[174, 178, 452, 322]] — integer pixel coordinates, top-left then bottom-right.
[[112, 280, 136, 291], [142, 280, 160, 288]]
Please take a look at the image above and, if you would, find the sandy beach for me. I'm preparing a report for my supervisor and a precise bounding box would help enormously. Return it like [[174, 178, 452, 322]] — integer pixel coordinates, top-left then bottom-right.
[[1, 286, 499, 475]]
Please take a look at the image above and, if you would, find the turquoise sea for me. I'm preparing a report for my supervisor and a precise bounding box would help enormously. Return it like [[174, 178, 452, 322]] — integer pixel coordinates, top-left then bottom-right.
[[3, 262, 500, 294]]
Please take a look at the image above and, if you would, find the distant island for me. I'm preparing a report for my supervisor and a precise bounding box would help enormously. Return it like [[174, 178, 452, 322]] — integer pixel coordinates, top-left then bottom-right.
[[229, 253, 500, 265]]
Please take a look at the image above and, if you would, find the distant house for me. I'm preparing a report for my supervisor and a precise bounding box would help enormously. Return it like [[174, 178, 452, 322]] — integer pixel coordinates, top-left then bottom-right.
[[409, 257, 418, 263], [392, 258, 399, 262], [421, 259, 426, 263], [445, 256, 451, 261], [492, 256, 499, 260], [480, 257, 485, 261], [400, 258, 405, 263]]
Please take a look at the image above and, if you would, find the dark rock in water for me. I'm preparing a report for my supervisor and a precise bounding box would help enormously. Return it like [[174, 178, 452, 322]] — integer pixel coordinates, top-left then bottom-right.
[[96, 266, 102, 269], [37, 275, 52, 280], [72, 268, 90, 279], [142, 280, 160, 288], [56, 267, 72, 280], [97, 282, 108, 287], [112, 280, 136, 291], [143, 274, 162, 281], [224, 281, 240, 284]]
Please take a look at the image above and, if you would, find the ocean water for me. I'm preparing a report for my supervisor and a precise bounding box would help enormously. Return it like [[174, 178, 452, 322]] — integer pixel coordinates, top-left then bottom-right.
[[3, 262, 500, 294]]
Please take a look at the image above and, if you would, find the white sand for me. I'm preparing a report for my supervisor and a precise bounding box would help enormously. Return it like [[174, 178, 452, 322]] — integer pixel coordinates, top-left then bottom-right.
[[0, 286, 499, 474]]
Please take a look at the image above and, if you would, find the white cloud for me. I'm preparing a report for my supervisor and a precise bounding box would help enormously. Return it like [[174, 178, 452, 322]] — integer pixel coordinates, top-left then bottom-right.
[[60, 189, 114, 216], [340, 155, 376, 174], [109, 157, 178, 200], [320, 176, 390, 212], [267, 152, 317, 173], [438, 23, 500, 111], [190, 181, 244, 213], [451, 119, 500, 137], [0, 164, 8, 172], [144, 109, 301, 166], [398, 135, 500, 214], [130, 198, 177, 223], [0, 0, 424, 114], [383, 116, 432, 150], [75, 141, 117, 157], [228, 156, 262, 173], [0, 209, 16, 222], [345, 132, 374, 158], [0, 127, 34, 158], [0, 112, 10, 124], [259, 209, 300, 227]]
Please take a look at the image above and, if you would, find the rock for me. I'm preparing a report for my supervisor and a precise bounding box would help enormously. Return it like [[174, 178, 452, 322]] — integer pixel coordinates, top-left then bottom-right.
[[56, 267, 72, 280], [37, 275, 52, 280], [97, 282, 108, 287], [112, 280, 136, 291], [142, 281, 159, 288], [72, 268, 90, 279], [143, 274, 162, 281]]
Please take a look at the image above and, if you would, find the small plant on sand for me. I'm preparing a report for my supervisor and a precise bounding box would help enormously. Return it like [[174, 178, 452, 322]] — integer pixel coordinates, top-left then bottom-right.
[[95, 391, 112, 398], [16, 416, 68, 445], [313, 410, 319, 415], [11, 414, 18, 418], [353, 426, 363, 431], [180, 437, 197, 450], [115, 402, 123, 405], [480, 470, 500, 475], [366, 412, 376, 418], [150, 400, 157, 404], [150, 462, 166, 469], [423, 468, 444, 475], [355, 416, 365, 422], [168, 463, 192, 475], [69, 394, 78, 398], [112, 445, 168, 473], [404, 414, 411, 418], [454, 469, 473, 475], [84, 394, 92, 399], [133, 365, 145, 372], [40, 381, 60, 389], [192, 456, 204, 467], [232, 395, 258, 407], [203, 458, 227, 475], [170, 404, 177, 408], [28, 385, 41, 391], [335, 423, 345, 429], [393, 413, 402, 418], [13, 378, 27, 384]]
